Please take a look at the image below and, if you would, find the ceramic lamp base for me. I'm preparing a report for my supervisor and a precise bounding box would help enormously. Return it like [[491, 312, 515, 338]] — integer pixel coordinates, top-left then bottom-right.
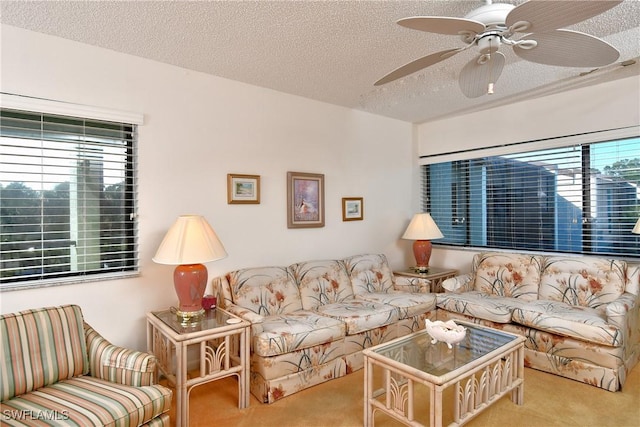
[[173, 263, 208, 324], [412, 239, 433, 271]]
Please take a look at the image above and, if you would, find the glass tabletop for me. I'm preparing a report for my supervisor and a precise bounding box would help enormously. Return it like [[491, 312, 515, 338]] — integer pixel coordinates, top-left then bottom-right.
[[152, 308, 236, 334], [371, 323, 517, 377]]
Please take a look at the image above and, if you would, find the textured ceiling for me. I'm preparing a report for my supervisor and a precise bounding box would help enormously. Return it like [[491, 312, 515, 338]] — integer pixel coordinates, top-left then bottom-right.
[[1, 0, 639, 124]]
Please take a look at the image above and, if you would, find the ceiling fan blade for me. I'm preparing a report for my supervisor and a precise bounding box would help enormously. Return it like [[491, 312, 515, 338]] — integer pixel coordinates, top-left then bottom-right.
[[375, 48, 463, 86], [398, 16, 485, 36], [506, 1, 623, 34], [514, 29, 620, 67], [459, 52, 505, 99]]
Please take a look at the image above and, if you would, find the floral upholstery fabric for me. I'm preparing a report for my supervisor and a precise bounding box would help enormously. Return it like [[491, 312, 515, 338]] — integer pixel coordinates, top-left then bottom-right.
[[214, 254, 442, 403], [538, 257, 627, 311], [226, 266, 302, 316], [473, 252, 543, 301], [343, 253, 395, 294], [251, 340, 345, 380], [356, 292, 436, 319], [251, 311, 345, 357], [315, 299, 398, 335], [512, 300, 622, 347], [436, 291, 531, 323], [626, 262, 640, 295], [290, 259, 354, 311], [438, 252, 640, 392]]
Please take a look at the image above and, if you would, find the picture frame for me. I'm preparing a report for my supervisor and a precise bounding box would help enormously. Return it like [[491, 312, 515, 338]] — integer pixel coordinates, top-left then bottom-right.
[[342, 197, 363, 221], [287, 172, 324, 228], [227, 174, 260, 204]]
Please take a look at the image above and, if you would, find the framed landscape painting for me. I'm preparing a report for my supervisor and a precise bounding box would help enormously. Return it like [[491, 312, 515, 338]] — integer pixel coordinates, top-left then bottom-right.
[[287, 172, 324, 228], [342, 197, 363, 221], [227, 174, 260, 204]]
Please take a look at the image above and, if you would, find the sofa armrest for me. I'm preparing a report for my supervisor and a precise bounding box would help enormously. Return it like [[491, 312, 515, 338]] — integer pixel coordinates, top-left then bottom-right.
[[84, 323, 156, 387], [441, 273, 474, 293], [393, 275, 430, 293], [224, 303, 265, 324], [606, 292, 639, 334]]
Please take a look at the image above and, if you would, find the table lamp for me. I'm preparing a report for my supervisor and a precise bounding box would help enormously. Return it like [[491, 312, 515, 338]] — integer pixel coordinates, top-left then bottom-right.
[[633, 218, 640, 234], [402, 213, 444, 273], [153, 215, 227, 324]]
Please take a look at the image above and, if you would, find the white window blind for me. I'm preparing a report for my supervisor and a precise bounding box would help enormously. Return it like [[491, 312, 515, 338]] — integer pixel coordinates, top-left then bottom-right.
[[423, 137, 640, 257], [0, 108, 139, 289]]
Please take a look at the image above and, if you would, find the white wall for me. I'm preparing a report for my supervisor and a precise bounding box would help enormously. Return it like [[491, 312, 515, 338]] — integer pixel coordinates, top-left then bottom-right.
[[0, 25, 418, 349], [418, 73, 640, 274]]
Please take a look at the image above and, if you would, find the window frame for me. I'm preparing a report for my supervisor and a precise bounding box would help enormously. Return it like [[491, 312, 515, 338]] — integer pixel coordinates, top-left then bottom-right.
[[0, 94, 142, 291], [421, 129, 640, 259]]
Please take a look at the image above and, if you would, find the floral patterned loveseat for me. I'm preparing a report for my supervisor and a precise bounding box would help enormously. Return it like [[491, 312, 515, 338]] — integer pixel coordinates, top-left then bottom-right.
[[212, 253, 437, 403], [437, 252, 640, 392]]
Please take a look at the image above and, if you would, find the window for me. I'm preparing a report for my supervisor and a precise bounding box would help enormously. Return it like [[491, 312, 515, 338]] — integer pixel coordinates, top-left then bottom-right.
[[1, 107, 139, 289], [423, 136, 640, 257]]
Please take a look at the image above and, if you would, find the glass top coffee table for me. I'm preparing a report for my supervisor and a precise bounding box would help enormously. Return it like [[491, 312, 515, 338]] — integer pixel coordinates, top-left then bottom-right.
[[363, 321, 525, 427]]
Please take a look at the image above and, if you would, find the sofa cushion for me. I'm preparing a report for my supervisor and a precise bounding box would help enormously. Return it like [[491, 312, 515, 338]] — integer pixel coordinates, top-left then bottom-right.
[[436, 291, 532, 323], [472, 252, 543, 301], [1, 305, 89, 401], [512, 300, 622, 347], [315, 300, 399, 335], [356, 292, 436, 319], [0, 376, 171, 426], [343, 254, 395, 294], [290, 259, 355, 311], [227, 266, 303, 316], [538, 256, 627, 311], [252, 311, 346, 357]]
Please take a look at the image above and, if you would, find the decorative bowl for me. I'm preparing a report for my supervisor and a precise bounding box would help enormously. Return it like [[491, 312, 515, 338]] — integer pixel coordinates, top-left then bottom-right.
[[425, 319, 467, 349]]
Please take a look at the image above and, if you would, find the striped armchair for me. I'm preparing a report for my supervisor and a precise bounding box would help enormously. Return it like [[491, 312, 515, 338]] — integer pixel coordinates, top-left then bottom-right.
[[1, 305, 172, 426]]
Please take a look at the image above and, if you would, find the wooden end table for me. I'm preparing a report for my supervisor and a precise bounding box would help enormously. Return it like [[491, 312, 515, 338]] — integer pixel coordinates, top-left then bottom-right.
[[363, 322, 525, 427], [146, 308, 250, 427], [394, 267, 458, 293]]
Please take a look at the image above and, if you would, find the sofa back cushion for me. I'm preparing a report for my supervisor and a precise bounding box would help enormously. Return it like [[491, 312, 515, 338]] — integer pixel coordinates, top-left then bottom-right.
[[343, 254, 395, 295], [538, 256, 627, 310], [0, 304, 89, 401], [472, 252, 543, 301], [291, 259, 354, 310], [226, 266, 303, 315]]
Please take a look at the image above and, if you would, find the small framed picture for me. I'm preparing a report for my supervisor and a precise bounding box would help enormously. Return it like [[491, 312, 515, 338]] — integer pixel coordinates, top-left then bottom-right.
[[227, 174, 260, 204], [287, 172, 325, 228], [342, 197, 363, 221]]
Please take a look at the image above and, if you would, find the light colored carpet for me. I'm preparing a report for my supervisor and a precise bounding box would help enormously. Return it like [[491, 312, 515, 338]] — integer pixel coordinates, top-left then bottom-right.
[[169, 364, 640, 427]]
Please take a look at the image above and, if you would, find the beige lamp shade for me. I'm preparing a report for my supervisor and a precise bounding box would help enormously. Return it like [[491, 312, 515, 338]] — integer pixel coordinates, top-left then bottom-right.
[[402, 213, 444, 240], [153, 215, 227, 324], [633, 218, 640, 234], [153, 215, 227, 265]]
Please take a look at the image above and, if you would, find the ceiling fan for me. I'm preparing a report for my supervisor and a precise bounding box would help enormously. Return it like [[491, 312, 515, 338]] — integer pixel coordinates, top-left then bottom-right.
[[375, 0, 622, 98]]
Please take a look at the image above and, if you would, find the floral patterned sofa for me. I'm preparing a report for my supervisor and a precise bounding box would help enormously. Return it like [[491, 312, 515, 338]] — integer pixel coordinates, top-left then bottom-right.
[[0, 304, 172, 426], [212, 253, 437, 403], [437, 252, 640, 392]]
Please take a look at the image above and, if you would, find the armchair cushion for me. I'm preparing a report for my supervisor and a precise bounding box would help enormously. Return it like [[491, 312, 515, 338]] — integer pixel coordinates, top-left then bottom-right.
[[1, 376, 170, 426], [0, 305, 89, 401]]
